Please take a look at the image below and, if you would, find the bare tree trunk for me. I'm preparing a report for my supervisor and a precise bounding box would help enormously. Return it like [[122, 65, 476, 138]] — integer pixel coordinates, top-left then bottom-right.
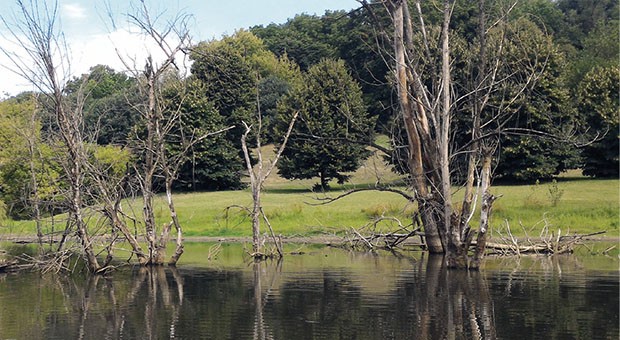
[[438, 0, 468, 269], [241, 121, 263, 255], [241, 90, 298, 257], [26, 96, 43, 246], [392, 0, 443, 253], [143, 59, 159, 264], [251, 188, 262, 255], [167, 177, 184, 265], [471, 150, 495, 269]]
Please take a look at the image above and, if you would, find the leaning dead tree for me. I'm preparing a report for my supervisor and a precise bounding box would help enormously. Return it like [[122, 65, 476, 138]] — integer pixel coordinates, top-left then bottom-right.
[[356, 0, 550, 269], [241, 84, 298, 258], [1, 0, 104, 272]]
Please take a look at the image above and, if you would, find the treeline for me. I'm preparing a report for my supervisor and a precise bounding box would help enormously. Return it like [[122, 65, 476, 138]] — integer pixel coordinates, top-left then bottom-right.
[[251, 0, 618, 182], [0, 0, 617, 222]]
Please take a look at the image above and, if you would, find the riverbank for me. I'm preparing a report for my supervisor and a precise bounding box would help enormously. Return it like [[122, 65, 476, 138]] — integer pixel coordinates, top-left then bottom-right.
[[2, 232, 617, 246]]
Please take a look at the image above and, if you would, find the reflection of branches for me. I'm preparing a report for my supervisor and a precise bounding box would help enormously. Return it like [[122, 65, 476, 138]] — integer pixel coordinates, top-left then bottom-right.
[[416, 255, 497, 339], [252, 261, 281, 340], [77, 275, 100, 340], [137, 266, 185, 339]]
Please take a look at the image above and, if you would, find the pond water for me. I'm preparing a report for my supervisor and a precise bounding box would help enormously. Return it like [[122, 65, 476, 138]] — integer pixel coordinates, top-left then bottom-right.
[[0, 243, 618, 339]]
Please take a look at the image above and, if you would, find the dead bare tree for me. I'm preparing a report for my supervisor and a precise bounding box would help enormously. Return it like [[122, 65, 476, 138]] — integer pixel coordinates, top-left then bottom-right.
[[355, 0, 550, 269], [241, 83, 298, 258], [1, 0, 103, 272], [110, 1, 234, 265], [112, 1, 192, 265]]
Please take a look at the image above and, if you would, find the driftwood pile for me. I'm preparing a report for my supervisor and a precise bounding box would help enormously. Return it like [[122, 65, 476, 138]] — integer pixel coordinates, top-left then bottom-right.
[[342, 217, 609, 256], [488, 221, 608, 255], [342, 216, 425, 251], [0, 258, 18, 272]]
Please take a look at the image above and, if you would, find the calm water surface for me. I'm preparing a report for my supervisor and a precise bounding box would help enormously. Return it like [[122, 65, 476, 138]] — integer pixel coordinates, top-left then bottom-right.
[[0, 243, 618, 339]]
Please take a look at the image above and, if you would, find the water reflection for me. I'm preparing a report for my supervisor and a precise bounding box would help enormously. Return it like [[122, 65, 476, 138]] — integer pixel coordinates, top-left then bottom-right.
[[252, 260, 282, 340], [33, 266, 186, 339], [0, 247, 617, 339], [414, 255, 497, 340]]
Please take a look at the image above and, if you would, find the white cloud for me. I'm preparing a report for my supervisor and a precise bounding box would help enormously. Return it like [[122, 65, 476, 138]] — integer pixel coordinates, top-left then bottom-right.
[[0, 35, 53, 96], [0, 28, 190, 97], [62, 3, 87, 20], [70, 28, 190, 76]]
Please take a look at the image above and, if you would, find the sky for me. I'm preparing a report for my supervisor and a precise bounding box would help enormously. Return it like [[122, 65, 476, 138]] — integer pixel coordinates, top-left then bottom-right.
[[0, 0, 359, 97]]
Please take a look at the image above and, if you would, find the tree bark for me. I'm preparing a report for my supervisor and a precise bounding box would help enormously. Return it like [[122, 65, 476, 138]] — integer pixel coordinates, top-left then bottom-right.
[[392, 0, 443, 253], [167, 178, 184, 265], [143, 58, 158, 264], [471, 150, 494, 269]]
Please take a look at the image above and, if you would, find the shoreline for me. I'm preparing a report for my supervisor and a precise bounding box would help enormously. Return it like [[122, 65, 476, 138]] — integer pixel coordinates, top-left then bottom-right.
[[1, 233, 618, 245]]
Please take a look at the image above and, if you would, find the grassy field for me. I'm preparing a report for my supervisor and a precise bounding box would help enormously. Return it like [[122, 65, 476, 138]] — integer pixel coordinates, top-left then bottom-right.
[[1, 149, 618, 239]]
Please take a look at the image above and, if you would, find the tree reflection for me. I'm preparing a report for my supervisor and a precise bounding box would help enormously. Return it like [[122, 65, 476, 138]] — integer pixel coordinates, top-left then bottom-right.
[[420, 255, 497, 340], [0, 249, 616, 339], [49, 266, 186, 339], [252, 260, 281, 340]]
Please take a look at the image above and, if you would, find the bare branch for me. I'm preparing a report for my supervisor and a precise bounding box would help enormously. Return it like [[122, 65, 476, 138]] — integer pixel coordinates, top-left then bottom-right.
[[309, 186, 415, 206]]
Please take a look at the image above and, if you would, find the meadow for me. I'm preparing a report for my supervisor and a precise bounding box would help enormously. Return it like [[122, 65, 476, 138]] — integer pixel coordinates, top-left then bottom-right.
[[1, 148, 617, 241]]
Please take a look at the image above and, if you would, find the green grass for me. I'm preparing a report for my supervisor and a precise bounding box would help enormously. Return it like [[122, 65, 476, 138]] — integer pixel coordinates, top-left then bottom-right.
[[1, 152, 618, 239], [170, 175, 618, 238], [488, 177, 619, 236]]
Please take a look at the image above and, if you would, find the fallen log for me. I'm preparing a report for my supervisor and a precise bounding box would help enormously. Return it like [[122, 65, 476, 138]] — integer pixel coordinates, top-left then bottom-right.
[[482, 242, 571, 255], [0, 259, 18, 272], [486, 228, 607, 255]]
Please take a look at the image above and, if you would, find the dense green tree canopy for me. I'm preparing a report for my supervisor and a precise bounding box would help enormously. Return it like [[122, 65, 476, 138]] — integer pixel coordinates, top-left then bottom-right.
[[493, 19, 580, 182], [66, 65, 139, 145], [276, 59, 375, 190], [0, 94, 61, 219], [161, 80, 245, 191], [578, 66, 619, 178], [251, 14, 339, 71]]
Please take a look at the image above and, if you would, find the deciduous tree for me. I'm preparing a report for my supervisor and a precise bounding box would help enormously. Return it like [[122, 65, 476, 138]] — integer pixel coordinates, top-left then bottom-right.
[[578, 66, 619, 178], [276, 59, 374, 191]]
